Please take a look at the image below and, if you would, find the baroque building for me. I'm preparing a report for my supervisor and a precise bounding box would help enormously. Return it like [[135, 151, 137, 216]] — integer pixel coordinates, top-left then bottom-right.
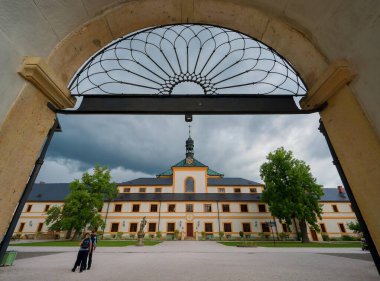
[[15, 133, 357, 241]]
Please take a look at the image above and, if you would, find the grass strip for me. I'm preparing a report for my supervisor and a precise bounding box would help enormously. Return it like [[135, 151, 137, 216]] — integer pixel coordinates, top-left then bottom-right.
[[10, 240, 160, 247]]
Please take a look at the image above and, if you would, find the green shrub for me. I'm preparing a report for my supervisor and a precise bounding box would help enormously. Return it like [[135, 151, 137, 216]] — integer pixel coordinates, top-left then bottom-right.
[[279, 232, 289, 241], [322, 234, 330, 241], [258, 232, 270, 240], [330, 237, 342, 241], [296, 232, 302, 241], [174, 229, 180, 240], [341, 235, 359, 241], [156, 231, 162, 239], [201, 231, 206, 239], [116, 232, 123, 240], [239, 231, 244, 238], [219, 231, 225, 240]]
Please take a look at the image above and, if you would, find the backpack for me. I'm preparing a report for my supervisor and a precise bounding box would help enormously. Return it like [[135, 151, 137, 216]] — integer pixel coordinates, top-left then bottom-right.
[[81, 238, 90, 249]]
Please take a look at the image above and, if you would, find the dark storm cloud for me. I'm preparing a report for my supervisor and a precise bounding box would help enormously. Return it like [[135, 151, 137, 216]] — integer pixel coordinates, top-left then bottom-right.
[[47, 115, 188, 175]]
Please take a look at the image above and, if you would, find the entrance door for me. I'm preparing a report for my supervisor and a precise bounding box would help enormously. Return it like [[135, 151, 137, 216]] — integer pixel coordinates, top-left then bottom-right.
[[187, 223, 193, 237], [310, 228, 318, 241]]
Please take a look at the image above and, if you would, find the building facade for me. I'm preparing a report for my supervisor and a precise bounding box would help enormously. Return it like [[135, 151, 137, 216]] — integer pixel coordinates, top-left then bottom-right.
[[15, 135, 357, 241]]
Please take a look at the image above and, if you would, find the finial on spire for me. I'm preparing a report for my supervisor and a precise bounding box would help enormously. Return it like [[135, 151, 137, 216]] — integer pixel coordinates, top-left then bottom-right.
[[188, 125, 191, 138]]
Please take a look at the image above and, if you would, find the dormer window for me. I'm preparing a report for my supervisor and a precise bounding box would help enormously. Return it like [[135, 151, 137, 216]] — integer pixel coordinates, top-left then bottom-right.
[[185, 177, 195, 193]]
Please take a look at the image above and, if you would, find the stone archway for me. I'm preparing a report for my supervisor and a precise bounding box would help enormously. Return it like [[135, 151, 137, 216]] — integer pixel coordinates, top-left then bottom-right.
[[0, 0, 379, 270]]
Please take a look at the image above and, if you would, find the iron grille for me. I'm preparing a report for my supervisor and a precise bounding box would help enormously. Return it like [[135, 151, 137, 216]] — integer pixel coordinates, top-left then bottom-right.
[[69, 24, 307, 96]]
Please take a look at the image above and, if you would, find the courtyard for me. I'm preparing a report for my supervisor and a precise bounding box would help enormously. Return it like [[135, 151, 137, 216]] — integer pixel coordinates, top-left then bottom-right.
[[1, 241, 377, 281]]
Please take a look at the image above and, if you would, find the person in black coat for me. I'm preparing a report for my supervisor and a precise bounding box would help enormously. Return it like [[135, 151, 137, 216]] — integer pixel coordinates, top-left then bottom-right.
[[87, 230, 97, 270], [72, 233, 92, 273]]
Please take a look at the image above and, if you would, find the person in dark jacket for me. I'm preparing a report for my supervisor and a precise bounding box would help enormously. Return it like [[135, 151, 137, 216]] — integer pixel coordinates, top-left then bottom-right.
[[87, 230, 97, 270], [72, 232, 92, 273]]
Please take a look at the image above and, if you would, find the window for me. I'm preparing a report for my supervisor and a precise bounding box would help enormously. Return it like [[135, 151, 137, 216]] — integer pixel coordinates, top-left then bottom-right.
[[185, 177, 195, 192], [258, 204, 266, 213], [332, 204, 339, 212], [282, 223, 288, 233], [139, 188, 146, 193], [242, 223, 251, 232], [130, 223, 138, 232], [111, 223, 119, 232], [222, 204, 230, 212], [114, 204, 122, 212], [250, 188, 257, 193], [320, 223, 327, 233], [224, 223, 232, 233], [44, 205, 50, 212], [204, 204, 212, 212], [18, 223, 25, 232], [132, 204, 140, 212], [148, 223, 156, 232], [168, 204, 176, 212], [218, 188, 225, 193], [26, 205, 32, 212], [338, 223, 346, 233], [123, 188, 130, 193], [240, 204, 248, 212], [186, 204, 193, 212], [205, 223, 213, 233], [155, 188, 162, 193], [167, 223, 175, 233], [234, 188, 241, 193], [261, 223, 270, 233], [150, 204, 158, 212], [37, 223, 43, 232]]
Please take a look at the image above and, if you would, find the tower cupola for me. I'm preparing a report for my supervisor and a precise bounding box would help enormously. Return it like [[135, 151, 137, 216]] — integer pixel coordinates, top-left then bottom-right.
[[185, 125, 194, 160]]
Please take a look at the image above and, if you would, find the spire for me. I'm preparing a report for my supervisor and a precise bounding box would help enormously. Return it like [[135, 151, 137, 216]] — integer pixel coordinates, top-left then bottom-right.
[[186, 125, 194, 159]]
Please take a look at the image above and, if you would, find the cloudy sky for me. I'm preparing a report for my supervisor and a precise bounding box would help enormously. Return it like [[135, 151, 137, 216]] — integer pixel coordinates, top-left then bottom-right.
[[36, 112, 342, 188]]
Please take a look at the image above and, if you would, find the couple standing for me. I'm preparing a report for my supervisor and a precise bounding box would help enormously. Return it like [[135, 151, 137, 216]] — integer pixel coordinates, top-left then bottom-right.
[[72, 230, 97, 273]]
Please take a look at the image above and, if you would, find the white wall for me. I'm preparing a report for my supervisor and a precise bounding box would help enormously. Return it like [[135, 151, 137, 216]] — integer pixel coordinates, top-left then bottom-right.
[[173, 169, 207, 193]]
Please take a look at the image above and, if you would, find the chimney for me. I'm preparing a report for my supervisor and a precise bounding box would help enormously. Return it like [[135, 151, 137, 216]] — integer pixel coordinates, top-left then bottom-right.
[[337, 185, 344, 194]]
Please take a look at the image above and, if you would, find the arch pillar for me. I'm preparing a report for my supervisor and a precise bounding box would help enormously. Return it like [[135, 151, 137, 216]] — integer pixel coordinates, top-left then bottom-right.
[[0, 58, 75, 240], [301, 60, 380, 258]]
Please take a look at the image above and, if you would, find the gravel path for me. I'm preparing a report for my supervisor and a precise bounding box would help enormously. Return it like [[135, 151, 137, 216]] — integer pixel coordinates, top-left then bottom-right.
[[0, 241, 377, 281]]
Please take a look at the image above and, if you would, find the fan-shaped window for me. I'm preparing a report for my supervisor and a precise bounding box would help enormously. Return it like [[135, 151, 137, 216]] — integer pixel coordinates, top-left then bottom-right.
[[185, 177, 195, 193], [69, 24, 306, 97]]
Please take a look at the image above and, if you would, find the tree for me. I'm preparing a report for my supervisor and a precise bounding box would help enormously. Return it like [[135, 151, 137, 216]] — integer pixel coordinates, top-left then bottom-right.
[[45, 165, 117, 239], [81, 165, 118, 237], [347, 220, 362, 236], [260, 147, 324, 243], [45, 205, 64, 231]]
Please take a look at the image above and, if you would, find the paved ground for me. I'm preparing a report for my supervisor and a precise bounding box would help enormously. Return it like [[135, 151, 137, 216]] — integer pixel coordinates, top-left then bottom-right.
[[1, 241, 378, 281]]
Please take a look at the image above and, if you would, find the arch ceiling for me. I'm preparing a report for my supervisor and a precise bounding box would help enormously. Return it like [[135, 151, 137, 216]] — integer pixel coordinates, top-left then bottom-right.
[[69, 24, 307, 97]]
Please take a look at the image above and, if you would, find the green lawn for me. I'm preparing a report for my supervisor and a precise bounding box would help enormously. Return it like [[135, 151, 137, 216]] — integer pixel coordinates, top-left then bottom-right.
[[10, 240, 160, 247], [218, 241, 362, 248]]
